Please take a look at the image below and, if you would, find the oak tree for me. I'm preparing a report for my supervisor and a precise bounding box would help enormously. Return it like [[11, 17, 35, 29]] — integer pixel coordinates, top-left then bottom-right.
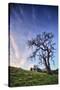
[[28, 32, 55, 74]]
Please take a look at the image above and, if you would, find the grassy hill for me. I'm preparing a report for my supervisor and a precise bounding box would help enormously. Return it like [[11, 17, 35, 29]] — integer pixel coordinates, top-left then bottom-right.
[[8, 66, 58, 87]]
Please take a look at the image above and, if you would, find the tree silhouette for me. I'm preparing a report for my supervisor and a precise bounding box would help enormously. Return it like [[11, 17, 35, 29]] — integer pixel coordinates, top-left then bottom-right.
[[30, 65, 42, 72], [28, 32, 55, 74]]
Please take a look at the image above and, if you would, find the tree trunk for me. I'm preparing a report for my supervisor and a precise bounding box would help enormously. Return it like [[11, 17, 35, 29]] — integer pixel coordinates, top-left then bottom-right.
[[44, 58, 52, 74], [47, 51, 52, 74], [46, 65, 52, 74]]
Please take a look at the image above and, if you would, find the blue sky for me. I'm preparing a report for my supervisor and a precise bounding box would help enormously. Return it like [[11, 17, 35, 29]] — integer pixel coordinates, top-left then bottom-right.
[[9, 3, 58, 70]]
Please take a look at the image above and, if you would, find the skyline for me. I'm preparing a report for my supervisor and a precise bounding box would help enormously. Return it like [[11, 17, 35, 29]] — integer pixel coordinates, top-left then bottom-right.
[[9, 3, 58, 70]]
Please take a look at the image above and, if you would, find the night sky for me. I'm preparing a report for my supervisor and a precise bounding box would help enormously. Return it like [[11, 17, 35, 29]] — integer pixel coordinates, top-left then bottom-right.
[[9, 3, 58, 70]]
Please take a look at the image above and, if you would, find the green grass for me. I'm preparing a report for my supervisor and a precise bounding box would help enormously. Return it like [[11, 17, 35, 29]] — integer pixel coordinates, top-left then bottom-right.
[[8, 66, 58, 87]]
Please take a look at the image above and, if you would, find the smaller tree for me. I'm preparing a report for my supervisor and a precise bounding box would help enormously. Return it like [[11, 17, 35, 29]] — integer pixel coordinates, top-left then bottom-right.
[[30, 67, 33, 71], [28, 32, 55, 74]]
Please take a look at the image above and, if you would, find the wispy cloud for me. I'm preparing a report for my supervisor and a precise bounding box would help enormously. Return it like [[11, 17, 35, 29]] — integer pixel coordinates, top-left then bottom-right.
[[10, 34, 20, 59], [10, 33, 34, 69], [10, 33, 26, 67]]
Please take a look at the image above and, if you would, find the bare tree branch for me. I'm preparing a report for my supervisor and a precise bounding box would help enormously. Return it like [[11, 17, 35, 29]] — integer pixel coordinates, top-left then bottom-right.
[[28, 32, 55, 74]]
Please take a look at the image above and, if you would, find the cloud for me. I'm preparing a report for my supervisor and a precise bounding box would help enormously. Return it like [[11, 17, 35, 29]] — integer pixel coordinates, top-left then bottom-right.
[[10, 34, 20, 59], [10, 32, 34, 70], [10, 33, 26, 67]]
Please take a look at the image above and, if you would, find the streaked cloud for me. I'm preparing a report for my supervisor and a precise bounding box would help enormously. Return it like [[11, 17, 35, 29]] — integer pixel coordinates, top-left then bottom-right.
[[10, 33, 26, 67], [32, 7, 36, 21], [10, 33, 33, 69], [10, 34, 20, 59]]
